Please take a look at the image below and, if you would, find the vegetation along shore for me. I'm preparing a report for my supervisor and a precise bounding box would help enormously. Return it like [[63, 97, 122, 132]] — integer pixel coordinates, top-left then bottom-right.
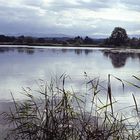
[[1, 74, 140, 140], [0, 27, 140, 49]]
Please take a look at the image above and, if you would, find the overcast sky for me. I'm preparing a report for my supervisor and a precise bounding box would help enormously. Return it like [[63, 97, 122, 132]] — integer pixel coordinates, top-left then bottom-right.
[[0, 0, 140, 37]]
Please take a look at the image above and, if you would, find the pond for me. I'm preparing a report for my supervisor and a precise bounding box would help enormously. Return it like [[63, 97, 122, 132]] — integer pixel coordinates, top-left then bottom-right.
[[0, 45, 140, 118]]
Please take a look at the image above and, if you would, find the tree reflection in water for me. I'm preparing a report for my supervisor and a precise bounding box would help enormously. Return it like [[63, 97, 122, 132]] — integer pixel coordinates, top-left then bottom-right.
[[0, 47, 35, 55], [74, 49, 93, 55], [0, 47, 93, 56], [61, 48, 93, 55], [1, 47, 140, 68], [0, 47, 15, 53], [103, 50, 140, 68]]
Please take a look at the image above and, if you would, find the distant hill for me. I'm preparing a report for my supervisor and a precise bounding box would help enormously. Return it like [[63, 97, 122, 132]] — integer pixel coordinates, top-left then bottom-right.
[[4, 33, 73, 38], [129, 35, 140, 38], [1, 32, 140, 39]]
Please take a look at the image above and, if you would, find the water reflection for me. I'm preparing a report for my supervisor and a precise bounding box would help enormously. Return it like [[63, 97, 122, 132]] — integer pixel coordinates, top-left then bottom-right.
[[0, 47, 35, 55], [74, 49, 93, 55], [0, 46, 140, 138], [17, 47, 35, 54], [1, 47, 140, 69], [0, 46, 140, 116], [61, 48, 93, 55], [0, 47, 95, 56], [0, 47, 15, 53], [103, 50, 140, 68]]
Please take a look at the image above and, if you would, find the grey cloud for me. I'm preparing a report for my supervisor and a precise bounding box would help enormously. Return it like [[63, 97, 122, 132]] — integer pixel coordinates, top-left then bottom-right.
[[92, 19, 140, 36], [40, 0, 118, 12], [18, 0, 140, 15], [21, 0, 42, 7], [78, 0, 117, 11], [11, 0, 117, 14], [0, 0, 139, 36], [120, 0, 140, 12], [120, 0, 140, 6]]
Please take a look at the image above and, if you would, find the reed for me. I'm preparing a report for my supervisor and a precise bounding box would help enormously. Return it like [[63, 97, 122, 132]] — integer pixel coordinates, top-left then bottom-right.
[[1, 74, 140, 140]]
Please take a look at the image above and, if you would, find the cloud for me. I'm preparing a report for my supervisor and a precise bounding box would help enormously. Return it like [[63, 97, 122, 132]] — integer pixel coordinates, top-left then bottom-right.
[[0, 0, 139, 37], [120, 0, 140, 12]]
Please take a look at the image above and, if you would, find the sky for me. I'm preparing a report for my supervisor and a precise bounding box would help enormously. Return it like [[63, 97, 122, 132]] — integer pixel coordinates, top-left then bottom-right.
[[0, 0, 140, 37]]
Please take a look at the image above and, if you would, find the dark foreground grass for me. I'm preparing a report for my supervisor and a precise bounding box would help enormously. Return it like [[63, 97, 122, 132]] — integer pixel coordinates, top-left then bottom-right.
[[1, 74, 140, 140]]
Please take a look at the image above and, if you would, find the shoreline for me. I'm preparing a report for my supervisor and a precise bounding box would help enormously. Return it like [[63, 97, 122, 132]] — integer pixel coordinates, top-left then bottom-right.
[[0, 43, 104, 48], [0, 44, 140, 53], [0, 42, 140, 49]]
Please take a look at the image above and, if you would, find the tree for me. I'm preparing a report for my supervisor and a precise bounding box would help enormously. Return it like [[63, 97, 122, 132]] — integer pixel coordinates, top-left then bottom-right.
[[16, 36, 25, 44], [84, 36, 93, 44], [37, 38, 45, 43], [74, 36, 83, 45], [25, 36, 34, 44], [129, 37, 140, 47], [107, 27, 129, 46]]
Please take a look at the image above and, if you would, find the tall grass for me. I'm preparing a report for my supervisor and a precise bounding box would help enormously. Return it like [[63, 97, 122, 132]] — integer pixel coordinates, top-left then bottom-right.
[[1, 74, 140, 140]]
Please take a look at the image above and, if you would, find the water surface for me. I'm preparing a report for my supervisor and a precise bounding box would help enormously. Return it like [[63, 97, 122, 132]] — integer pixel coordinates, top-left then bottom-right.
[[0, 45, 140, 114]]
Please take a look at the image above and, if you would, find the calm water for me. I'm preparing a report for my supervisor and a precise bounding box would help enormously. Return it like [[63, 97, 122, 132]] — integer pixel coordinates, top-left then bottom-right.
[[0, 45, 140, 114]]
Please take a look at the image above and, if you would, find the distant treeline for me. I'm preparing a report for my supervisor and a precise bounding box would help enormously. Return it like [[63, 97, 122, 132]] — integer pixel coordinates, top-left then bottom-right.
[[0, 27, 140, 48], [0, 35, 104, 46]]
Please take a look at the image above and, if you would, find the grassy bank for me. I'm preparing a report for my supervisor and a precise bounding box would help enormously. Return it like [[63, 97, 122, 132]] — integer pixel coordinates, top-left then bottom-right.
[[1, 74, 140, 140]]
